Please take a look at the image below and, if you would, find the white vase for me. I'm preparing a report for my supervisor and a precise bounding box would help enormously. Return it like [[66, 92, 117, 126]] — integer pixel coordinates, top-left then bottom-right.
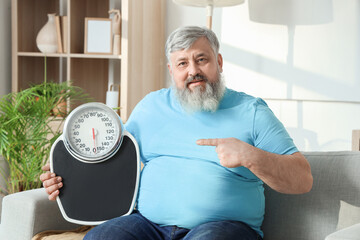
[[36, 13, 58, 53]]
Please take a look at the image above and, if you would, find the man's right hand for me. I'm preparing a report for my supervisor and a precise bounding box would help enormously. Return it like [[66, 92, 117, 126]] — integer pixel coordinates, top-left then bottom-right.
[[39, 163, 63, 201]]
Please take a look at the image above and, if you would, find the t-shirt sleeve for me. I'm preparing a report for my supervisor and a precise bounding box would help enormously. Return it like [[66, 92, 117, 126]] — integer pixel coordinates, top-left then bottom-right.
[[252, 98, 298, 155], [124, 104, 141, 142], [124, 92, 151, 140], [124, 95, 150, 164]]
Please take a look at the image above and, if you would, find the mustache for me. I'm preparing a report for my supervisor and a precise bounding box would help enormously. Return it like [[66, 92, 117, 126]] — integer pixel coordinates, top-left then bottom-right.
[[185, 74, 208, 86]]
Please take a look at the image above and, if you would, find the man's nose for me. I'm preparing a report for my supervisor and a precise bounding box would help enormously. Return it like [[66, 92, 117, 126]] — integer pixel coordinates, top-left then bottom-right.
[[188, 62, 200, 77]]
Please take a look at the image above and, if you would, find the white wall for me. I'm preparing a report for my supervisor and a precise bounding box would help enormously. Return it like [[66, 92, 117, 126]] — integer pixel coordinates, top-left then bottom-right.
[[166, 0, 360, 151]]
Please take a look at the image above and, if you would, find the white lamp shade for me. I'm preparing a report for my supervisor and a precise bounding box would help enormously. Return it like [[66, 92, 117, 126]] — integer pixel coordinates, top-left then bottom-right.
[[173, 0, 245, 8]]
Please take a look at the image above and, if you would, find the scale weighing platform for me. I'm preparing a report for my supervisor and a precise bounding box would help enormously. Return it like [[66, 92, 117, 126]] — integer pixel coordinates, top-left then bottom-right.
[[50, 102, 140, 225]]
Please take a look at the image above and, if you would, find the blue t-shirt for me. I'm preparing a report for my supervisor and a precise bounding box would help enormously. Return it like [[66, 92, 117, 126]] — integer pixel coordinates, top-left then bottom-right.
[[125, 88, 298, 237]]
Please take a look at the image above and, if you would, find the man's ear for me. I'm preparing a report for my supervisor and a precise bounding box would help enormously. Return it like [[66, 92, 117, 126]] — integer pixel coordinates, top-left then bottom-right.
[[217, 54, 223, 73], [167, 63, 173, 76]]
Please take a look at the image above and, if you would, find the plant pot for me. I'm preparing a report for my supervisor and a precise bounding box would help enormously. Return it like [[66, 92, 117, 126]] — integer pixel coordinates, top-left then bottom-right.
[[52, 98, 67, 117]]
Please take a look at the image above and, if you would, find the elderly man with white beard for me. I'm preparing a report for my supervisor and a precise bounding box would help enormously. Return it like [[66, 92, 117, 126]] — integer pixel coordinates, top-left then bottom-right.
[[40, 26, 313, 240]]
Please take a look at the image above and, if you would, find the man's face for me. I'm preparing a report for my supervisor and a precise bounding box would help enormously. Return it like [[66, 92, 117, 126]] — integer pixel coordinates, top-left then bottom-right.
[[167, 37, 223, 92], [167, 37, 225, 113]]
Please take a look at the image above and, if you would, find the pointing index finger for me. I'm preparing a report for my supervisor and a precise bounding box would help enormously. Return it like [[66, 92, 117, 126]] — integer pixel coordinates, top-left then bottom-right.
[[196, 138, 219, 146]]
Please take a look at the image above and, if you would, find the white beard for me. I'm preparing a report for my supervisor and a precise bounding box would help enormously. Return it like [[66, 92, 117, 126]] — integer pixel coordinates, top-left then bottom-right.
[[172, 72, 226, 113]]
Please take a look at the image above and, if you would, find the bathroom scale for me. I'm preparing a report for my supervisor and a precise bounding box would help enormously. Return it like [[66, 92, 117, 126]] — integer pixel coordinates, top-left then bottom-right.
[[49, 102, 140, 225]]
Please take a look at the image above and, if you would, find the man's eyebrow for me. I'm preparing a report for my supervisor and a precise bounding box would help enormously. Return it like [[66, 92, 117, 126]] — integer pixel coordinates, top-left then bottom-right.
[[195, 53, 209, 58], [195, 53, 205, 57], [175, 57, 187, 62], [174, 53, 209, 62]]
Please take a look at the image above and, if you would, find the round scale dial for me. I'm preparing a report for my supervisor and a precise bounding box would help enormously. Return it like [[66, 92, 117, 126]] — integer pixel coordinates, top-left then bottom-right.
[[63, 102, 123, 163]]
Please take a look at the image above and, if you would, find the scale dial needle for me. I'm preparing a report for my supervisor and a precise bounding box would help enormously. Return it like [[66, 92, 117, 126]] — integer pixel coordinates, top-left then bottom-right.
[[92, 128, 96, 153]]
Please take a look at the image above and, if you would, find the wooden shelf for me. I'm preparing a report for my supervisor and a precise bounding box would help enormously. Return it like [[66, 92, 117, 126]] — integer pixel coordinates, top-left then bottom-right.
[[12, 0, 165, 121], [17, 52, 65, 57], [69, 53, 121, 59], [18, 52, 122, 59]]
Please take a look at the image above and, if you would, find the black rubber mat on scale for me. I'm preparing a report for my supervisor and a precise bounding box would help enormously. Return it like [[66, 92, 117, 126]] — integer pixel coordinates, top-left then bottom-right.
[[52, 136, 138, 223]]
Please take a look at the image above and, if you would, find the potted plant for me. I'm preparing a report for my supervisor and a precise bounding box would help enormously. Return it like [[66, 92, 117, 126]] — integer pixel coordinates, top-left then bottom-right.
[[0, 58, 90, 194]]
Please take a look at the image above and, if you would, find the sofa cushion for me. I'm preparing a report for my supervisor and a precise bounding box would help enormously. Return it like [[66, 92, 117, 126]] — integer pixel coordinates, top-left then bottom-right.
[[325, 223, 360, 240], [337, 200, 360, 230], [262, 151, 360, 240]]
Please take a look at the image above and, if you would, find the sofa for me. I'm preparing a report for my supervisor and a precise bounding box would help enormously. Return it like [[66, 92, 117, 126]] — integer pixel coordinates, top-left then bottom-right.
[[1, 151, 360, 240]]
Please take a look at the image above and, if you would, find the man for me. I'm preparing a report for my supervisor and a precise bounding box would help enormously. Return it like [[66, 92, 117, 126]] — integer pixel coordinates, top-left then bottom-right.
[[40, 26, 313, 240]]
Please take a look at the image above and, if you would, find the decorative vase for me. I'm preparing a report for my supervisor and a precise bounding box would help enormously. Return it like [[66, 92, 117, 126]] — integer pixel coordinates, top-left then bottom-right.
[[109, 9, 121, 55], [113, 34, 121, 55], [36, 13, 58, 53], [106, 84, 120, 110]]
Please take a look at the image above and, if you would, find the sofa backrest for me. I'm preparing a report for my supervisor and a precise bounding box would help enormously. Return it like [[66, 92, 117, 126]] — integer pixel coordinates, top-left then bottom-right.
[[262, 151, 360, 240]]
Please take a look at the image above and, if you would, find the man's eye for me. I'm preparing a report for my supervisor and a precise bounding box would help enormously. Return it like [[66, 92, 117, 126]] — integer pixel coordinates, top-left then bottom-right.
[[178, 62, 186, 66]]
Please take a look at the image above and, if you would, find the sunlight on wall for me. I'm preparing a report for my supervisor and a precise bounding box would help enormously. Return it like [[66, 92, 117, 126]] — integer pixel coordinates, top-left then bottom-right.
[[292, 85, 338, 102], [294, 0, 359, 82], [295, 25, 358, 86], [302, 102, 360, 150], [218, 0, 360, 151], [266, 100, 360, 151], [220, 5, 288, 64], [166, 0, 360, 151], [224, 62, 289, 99], [293, 0, 360, 102]]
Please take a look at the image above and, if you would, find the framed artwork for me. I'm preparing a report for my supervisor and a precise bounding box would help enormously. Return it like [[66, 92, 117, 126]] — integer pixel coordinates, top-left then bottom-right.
[[84, 18, 112, 54]]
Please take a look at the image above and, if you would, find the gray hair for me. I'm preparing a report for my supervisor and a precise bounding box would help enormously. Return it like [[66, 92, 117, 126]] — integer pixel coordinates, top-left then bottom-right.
[[165, 26, 220, 63]]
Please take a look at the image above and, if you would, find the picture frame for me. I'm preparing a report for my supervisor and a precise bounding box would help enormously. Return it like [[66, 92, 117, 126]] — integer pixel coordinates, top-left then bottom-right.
[[84, 18, 112, 54]]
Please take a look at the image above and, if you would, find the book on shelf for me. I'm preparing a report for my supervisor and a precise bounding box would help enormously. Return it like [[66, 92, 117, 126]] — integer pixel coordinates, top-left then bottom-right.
[[55, 16, 63, 53], [61, 16, 68, 53]]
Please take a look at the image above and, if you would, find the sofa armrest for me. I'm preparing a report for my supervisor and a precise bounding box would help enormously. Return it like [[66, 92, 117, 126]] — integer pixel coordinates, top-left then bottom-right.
[[0, 188, 80, 240], [325, 223, 360, 240]]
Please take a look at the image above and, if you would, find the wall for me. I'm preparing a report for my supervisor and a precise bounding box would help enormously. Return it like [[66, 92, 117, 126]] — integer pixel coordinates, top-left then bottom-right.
[[0, 0, 11, 97], [166, 0, 360, 151], [0, 0, 11, 217]]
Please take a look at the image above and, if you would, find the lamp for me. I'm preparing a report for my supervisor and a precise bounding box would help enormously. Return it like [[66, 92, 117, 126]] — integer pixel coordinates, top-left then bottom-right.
[[173, 0, 245, 29]]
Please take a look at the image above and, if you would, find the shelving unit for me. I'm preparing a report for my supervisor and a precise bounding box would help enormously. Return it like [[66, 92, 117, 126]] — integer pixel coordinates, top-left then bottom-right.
[[11, 0, 165, 121]]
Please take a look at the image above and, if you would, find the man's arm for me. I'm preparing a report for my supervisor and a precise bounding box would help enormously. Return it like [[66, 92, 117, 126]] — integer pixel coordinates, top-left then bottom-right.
[[197, 137, 313, 194]]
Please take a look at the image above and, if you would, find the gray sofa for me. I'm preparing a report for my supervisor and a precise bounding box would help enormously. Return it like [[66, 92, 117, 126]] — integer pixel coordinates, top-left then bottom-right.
[[1, 151, 360, 240]]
